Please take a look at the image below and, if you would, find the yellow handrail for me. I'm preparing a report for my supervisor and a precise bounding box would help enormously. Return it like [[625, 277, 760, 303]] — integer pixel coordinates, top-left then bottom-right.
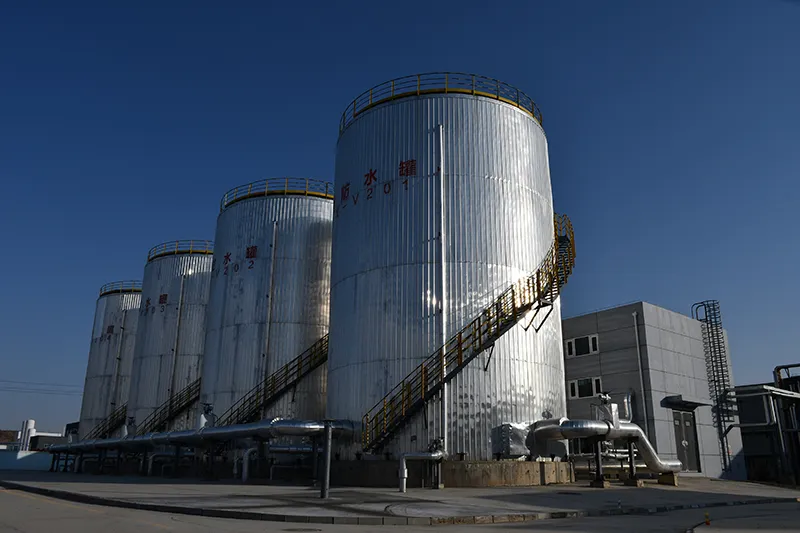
[[147, 240, 214, 262], [361, 214, 575, 451], [219, 178, 334, 213], [99, 280, 142, 297], [216, 335, 330, 426], [339, 72, 543, 134]]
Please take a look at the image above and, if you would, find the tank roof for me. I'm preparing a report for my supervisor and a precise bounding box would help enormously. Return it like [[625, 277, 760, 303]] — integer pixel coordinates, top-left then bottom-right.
[[98, 280, 142, 297], [339, 72, 543, 135], [147, 240, 214, 262], [219, 178, 334, 213]]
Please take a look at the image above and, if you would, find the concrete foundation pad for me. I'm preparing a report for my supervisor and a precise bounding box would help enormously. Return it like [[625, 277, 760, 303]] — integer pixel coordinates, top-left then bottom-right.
[[658, 472, 679, 486], [2, 470, 799, 525], [332, 459, 573, 488]]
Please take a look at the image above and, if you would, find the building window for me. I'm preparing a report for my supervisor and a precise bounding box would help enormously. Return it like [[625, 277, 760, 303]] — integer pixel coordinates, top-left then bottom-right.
[[568, 376, 603, 399], [565, 334, 599, 357]]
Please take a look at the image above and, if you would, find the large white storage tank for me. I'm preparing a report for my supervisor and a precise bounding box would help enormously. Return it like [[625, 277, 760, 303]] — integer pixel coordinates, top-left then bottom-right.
[[327, 73, 566, 459], [78, 281, 141, 439], [127, 240, 213, 431], [200, 178, 333, 421]]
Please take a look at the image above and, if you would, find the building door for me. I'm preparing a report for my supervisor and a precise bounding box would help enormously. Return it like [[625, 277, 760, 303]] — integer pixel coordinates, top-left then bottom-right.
[[673, 410, 700, 472]]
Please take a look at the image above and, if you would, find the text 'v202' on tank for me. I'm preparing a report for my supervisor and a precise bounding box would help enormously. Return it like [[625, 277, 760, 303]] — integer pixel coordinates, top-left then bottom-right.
[[200, 178, 333, 423], [79, 281, 141, 440], [327, 73, 565, 460], [126, 241, 214, 432]]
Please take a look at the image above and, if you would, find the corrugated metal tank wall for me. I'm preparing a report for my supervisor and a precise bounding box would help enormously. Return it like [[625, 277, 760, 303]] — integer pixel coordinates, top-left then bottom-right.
[[78, 282, 141, 439], [127, 241, 213, 431], [200, 179, 333, 421], [327, 74, 566, 460]]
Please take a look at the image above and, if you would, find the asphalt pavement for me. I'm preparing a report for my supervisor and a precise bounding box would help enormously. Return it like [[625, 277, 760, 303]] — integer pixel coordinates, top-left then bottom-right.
[[1, 485, 799, 532]]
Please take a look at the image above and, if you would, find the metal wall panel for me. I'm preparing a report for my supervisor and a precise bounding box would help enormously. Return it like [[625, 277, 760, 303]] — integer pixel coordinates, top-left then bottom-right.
[[78, 284, 141, 439], [200, 192, 333, 421], [328, 91, 566, 459], [127, 249, 213, 431]]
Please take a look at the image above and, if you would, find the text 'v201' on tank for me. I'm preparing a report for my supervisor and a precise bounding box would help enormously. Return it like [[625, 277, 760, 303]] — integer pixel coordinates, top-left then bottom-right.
[[200, 178, 333, 424], [327, 72, 565, 460]]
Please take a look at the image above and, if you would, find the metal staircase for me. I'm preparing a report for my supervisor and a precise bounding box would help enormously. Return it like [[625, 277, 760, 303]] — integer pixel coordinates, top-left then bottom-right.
[[135, 378, 201, 435], [85, 403, 128, 439], [361, 214, 576, 453], [215, 335, 330, 427]]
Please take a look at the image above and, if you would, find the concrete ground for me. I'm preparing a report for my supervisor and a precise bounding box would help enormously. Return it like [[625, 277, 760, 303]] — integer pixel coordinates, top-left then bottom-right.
[[1, 470, 799, 528], [1, 484, 799, 532]]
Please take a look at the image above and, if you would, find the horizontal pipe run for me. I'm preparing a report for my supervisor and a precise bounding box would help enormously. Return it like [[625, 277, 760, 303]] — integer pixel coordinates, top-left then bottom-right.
[[49, 419, 356, 453], [533, 418, 682, 473]]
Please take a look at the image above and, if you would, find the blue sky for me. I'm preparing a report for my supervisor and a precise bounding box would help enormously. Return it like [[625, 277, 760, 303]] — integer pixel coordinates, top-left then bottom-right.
[[0, 1, 798, 431]]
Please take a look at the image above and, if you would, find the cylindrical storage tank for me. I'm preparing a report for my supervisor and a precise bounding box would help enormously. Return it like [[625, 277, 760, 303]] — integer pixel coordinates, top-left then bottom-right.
[[200, 178, 333, 421], [328, 73, 565, 460], [78, 281, 141, 439], [127, 240, 213, 431]]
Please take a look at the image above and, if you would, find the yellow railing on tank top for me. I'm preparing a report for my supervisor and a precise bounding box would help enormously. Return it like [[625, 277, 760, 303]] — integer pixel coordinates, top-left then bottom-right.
[[219, 178, 334, 213], [147, 240, 214, 262], [339, 72, 544, 134], [98, 280, 142, 297]]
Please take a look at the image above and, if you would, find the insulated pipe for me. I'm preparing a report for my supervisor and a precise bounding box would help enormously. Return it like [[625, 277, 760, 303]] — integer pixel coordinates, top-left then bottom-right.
[[49, 419, 355, 453], [399, 450, 445, 493], [774, 363, 800, 388], [241, 447, 259, 483], [632, 312, 649, 437], [591, 392, 633, 423], [533, 418, 682, 473], [620, 391, 632, 423]]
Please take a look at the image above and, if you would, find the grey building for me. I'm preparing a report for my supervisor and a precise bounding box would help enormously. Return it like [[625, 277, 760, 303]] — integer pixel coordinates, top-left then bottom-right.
[[562, 302, 745, 479]]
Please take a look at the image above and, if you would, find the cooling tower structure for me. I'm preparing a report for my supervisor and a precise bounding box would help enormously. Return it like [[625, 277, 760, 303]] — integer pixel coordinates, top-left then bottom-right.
[[78, 281, 141, 439], [200, 178, 333, 422], [127, 240, 213, 432], [327, 73, 566, 460]]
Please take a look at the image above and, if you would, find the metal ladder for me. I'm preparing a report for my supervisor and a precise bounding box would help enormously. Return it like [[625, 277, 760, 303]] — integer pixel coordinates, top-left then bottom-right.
[[361, 214, 576, 453], [135, 378, 202, 435], [85, 403, 128, 439], [215, 334, 329, 427]]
